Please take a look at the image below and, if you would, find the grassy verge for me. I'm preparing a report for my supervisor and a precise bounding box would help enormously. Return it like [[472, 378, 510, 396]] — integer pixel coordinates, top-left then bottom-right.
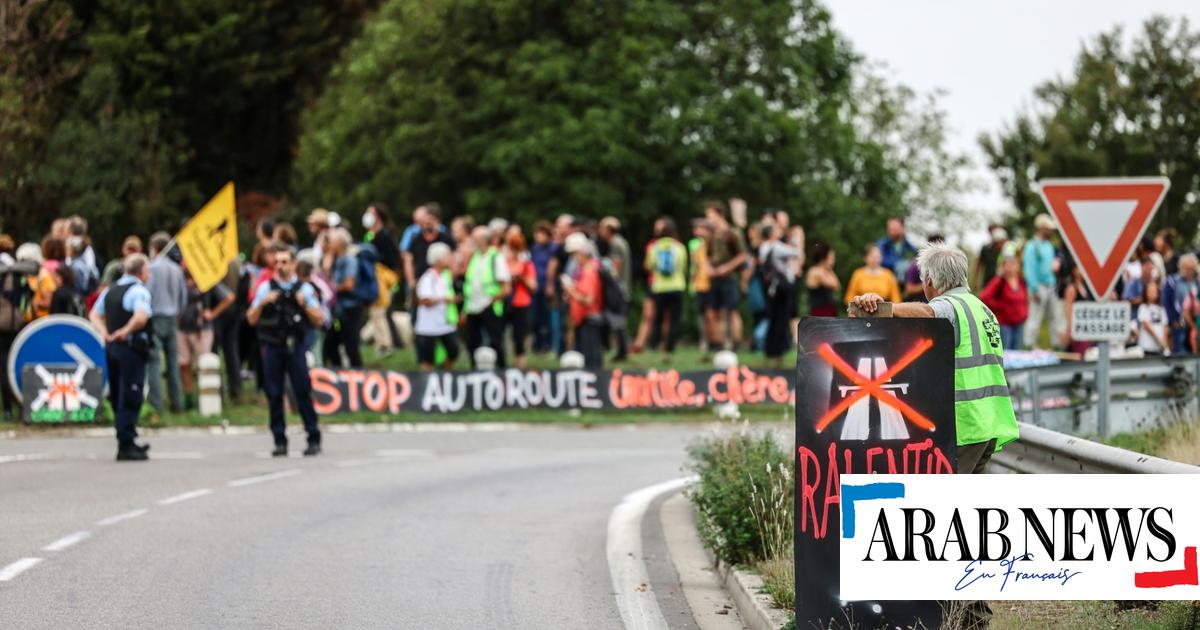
[[992, 601, 1198, 630], [361, 345, 798, 372], [685, 425, 796, 625], [1105, 420, 1200, 466]]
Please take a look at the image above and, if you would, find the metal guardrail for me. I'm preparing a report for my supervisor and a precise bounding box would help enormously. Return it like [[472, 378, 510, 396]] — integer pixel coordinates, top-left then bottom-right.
[[991, 422, 1200, 474], [1005, 354, 1200, 438], [993, 356, 1200, 474]]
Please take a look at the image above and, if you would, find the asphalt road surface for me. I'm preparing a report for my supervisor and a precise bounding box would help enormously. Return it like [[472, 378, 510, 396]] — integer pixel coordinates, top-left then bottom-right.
[[0, 424, 726, 629]]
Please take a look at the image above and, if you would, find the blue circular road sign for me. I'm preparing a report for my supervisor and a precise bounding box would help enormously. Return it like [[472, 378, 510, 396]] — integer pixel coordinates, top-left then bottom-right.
[[7, 315, 107, 402]]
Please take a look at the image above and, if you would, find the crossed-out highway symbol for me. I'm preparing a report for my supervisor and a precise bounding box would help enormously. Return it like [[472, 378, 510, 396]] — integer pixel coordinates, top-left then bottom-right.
[[815, 339, 935, 439]]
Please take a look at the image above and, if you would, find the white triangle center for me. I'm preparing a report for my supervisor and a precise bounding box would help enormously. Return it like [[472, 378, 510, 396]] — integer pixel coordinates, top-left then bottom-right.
[[1065, 199, 1139, 264]]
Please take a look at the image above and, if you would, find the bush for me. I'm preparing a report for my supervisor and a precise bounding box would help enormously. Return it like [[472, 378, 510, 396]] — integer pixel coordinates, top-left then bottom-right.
[[686, 427, 789, 565]]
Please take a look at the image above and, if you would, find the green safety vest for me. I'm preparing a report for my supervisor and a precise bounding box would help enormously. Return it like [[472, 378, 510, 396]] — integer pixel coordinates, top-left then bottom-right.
[[939, 290, 1020, 450], [441, 269, 459, 325], [464, 247, 504, 317]]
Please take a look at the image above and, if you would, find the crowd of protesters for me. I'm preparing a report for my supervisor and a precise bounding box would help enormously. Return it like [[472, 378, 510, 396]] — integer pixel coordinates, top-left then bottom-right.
[[1, 203, 1198, 423]]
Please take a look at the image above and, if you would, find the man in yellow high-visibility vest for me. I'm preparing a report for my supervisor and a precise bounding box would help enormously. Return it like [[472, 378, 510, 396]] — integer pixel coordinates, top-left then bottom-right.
[[851, 241, 1020, 475]]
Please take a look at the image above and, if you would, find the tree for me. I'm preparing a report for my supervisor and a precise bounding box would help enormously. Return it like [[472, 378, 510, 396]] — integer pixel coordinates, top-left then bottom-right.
[[292, 0, 967, 264], [981, 16, 1200, 242]]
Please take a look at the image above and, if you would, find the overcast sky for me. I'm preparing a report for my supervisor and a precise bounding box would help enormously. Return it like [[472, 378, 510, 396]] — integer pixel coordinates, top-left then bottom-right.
[[829, 0, 1200, 236]]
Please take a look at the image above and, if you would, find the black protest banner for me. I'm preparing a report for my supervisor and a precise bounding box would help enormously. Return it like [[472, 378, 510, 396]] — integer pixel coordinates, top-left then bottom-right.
[[308, 366, 794, 415], [21, 364, 104, 424], [793, 318, 956, 629]]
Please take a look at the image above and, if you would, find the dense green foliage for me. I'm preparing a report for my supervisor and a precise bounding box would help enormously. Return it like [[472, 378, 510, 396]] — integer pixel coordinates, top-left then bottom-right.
[[686, 428, 789, 565], [981, 16, 1200, 242], [0, 0, 374, 251], [292, 0, 969, 263]]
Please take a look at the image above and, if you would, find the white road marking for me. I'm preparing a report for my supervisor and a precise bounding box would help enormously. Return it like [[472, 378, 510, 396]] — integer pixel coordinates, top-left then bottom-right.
[[606, 476, 697, 630], [42, 530, 91, 552], [157, 488, 214, 506], [374, 449, 435, 458], [228, 469, 301, 487], [0, 454, 51, 464], [0, 558, 42, 581], [151, 452, 206, 460], [97, 508, 149, 526]]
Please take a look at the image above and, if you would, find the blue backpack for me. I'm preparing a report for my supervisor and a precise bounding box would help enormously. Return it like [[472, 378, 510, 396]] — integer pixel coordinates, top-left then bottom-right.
[[351, 244, 380, 305], [655, 245, 677, 276]]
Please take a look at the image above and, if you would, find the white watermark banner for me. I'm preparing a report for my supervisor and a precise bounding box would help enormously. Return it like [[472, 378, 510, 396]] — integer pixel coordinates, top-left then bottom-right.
[[839, 474, 1200, 600]]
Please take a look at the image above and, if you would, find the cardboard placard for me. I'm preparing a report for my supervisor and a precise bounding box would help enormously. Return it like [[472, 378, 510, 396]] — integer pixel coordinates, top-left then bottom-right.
[[794, 317, 957, 629], [22, 364, 104, 424]]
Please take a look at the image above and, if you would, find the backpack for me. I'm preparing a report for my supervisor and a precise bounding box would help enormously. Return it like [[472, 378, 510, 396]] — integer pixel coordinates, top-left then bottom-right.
[[351, 244, 380, 306], [599, 264, 627, 316], [655, 243, 677, 277], [0, 261, 36, 333]]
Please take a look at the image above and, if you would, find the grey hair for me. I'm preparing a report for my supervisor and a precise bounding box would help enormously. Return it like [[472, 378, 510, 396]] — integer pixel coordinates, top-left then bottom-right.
[[1180, 253, 1199, 268], [427, 242, 451, 266], [15, 242, 42, 263], [124, 253, 150, 277], [917, 242, 969, 292], [328, 227, 353, 248]]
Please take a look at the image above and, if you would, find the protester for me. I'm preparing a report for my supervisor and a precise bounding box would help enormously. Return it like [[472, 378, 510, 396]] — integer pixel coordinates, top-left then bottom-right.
[[876, 217, 918, 279], [246, 244, 324, 457], [974, 225, 1008, 289], [1164, 253, 1199, 353], [978, 249, 1028, 350], [563, 232, 604, 368], [1156, 228, 1179, 277], [1137, 280, 1169, 355], [251, 218, 275, 270], [31, 235, 65, 319], [1023, 213, 1060, 349], [844, 244, 900, 307], [703, 201, 747, 352], [323, 227, 365, 368], [101, 236, 142, 288], [504, 232, 536, 369], [759, 223, 802, 366], [48, 266, 82, 316], [598, 217, 631, 361], [530, 221, 558, 354], [0, 235, 26, 422], [644, 217, 687, 360], [805, 242, 839, 317], [688, 219, 712, 353], [463, 225, 511, 368], [307, 209, 332, 260], [178, 272, 234, 407], [362, 202, 401, 355], [1059, 260, 1097, 354], [213, 257, 244, 401], [66, 236, 98, 296], [414, 243, 461, 370], [146, 232, 186, 414], [89, 253, 154, 461]]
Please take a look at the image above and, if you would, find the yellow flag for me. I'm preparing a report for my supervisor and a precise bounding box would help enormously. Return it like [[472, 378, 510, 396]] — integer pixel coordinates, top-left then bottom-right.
[[176, 182, 238, 292]]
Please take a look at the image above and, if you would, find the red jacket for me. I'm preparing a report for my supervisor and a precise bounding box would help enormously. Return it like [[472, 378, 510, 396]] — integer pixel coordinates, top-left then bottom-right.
[[979, 276, 1028, 326]]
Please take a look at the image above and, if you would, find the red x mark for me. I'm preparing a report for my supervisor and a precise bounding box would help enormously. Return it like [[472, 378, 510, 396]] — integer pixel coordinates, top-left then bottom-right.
[[814, 339, 936, 434]]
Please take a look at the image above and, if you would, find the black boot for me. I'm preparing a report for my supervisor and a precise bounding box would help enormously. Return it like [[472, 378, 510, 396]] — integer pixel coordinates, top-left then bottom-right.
[[303, 443, 321, 457], [271, 443, 288, 457], [116, 443, 149, 461]]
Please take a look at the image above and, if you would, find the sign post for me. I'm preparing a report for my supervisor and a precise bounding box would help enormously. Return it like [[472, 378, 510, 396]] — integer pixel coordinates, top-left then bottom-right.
[[794, 318, 956, 629], [1038, 177, 1169, 437], [1070, 301, 1131, 436]]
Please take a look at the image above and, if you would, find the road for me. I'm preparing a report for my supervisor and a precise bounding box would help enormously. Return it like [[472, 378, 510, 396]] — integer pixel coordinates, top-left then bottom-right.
[[0, 424, 727, 629]]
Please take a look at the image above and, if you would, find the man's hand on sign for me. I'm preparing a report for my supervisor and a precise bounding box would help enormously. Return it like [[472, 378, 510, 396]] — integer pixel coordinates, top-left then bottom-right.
[[849, 293, 884, 316]]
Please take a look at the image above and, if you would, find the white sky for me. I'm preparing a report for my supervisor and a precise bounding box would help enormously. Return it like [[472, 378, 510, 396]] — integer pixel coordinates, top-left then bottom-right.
[[829, 0, 1200, 241]]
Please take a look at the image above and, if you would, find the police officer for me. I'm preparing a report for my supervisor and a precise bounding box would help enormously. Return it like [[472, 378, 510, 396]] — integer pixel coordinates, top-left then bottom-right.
[[246, 243, 325, 457], [89, 253, 154, 461], [853, 241, 1018, 630], [851, 241, 1020, 473]]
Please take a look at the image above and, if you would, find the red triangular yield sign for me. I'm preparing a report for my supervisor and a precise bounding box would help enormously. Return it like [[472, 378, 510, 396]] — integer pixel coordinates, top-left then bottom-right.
[[1037, 177, 1170, 300]]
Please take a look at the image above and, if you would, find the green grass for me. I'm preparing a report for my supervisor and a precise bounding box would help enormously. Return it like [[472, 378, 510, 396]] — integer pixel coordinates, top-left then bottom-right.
[[992, 600, 1198, 630]]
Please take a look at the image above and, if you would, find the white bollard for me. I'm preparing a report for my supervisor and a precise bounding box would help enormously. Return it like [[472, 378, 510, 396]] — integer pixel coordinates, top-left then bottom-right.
[[474, 346, 498, 371], [559, 351, 585, 370], [712, 351, 741, 420], [197, 352, 223, 417]]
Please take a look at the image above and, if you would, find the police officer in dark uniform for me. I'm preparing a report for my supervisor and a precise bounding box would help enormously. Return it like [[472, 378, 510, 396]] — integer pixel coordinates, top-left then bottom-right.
[[89, 253, 154, 461], [246, 243, 325, 456]]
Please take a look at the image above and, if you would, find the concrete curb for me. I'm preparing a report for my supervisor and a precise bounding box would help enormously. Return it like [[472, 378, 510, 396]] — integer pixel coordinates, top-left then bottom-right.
[[714, 559, 791, 630]]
